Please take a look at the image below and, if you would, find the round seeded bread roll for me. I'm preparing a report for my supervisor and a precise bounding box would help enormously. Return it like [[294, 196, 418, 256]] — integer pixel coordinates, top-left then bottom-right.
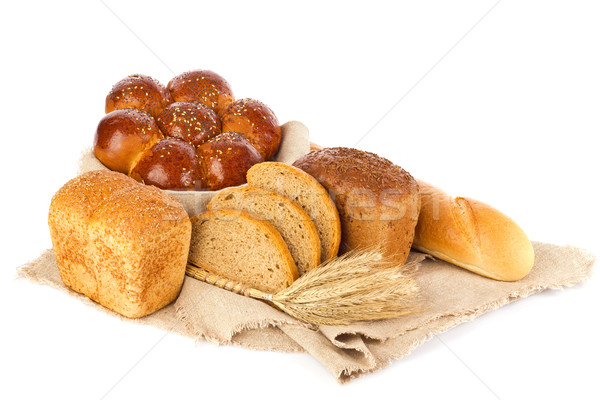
[[167, 70, 234, 115], [221, 98, 281, 161], [293, 147, 421, 266], [130, 138, 202, 190], [156, 102, 221, 146], [105, 74, 172, 118], [197, 131, 263, 191], [94, 109, 163, 174]]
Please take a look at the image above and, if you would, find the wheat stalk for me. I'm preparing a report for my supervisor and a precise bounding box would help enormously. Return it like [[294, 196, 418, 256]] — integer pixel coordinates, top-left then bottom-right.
[[185, 248, 420, 326]]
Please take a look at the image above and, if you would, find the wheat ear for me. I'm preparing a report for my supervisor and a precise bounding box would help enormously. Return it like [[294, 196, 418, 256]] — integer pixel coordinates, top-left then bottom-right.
[[185, 248, 420, 326]]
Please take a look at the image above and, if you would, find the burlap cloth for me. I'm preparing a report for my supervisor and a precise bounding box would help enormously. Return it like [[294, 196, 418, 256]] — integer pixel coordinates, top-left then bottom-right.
[[17, 121, 597, 383]]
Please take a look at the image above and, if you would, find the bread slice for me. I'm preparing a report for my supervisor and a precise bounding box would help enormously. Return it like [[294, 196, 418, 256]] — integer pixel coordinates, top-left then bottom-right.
[[207, 186, 321, 276], [188, 209, 298, 293], [246, 162, 341, 263]]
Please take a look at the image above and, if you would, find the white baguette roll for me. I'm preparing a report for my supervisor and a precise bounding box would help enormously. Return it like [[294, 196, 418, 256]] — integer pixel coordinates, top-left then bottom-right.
[[412, 180, 535, 281]]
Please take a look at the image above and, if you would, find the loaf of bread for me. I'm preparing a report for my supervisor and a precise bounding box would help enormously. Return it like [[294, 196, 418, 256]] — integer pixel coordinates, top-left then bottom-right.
[[207, 186, 321, 275], [246, 162, 341, 263], [412, 180, 535, 281], [188, 209, 298, 293], [48, 170, 191, 318], [95, 71, 283, 191], [293, 147, 420, 266]]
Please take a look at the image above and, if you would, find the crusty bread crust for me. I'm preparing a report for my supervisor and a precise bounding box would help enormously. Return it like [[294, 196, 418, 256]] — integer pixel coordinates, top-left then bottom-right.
[[412, 180, 535, 281]]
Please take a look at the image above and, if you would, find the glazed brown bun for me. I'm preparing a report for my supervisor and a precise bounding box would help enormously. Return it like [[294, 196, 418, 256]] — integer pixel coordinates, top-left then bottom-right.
[[221, 98, 281, 161], [293, 147, 421, 265], [412, 181, 535, 281], [197, 132, 263, 191], [105, 74, 172, 118], [94, 109, 163, 174], [167, 70, 234, 115], [130, 138, 202, 190], [156, 102, 221, 146]]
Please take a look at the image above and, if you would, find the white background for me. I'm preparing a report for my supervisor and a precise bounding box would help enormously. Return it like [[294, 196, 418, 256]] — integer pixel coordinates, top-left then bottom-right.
[[1, 1, 598, 399]]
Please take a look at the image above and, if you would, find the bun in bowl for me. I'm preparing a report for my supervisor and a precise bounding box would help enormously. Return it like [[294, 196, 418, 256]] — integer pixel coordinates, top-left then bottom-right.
[[130, 138, 202, 191], [156, 102, 221, 146], [167, 70, 234, 115], [94, 109, 163, 174], [221, 98, 281, 161], [197, 131, 263, 191], [96, 69, 287, 192], [105, 74, 172, 118]]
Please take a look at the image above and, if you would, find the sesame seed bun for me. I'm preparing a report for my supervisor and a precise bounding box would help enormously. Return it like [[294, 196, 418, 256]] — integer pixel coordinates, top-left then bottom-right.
[[156, 102, 221, 147], [105, 74, 172, 118], [130, 138, 202, 190], [221, 98, 281, 161], [167, 70, 234, 115], [94, 109, 163, 174], [196, 132, 263, 191]]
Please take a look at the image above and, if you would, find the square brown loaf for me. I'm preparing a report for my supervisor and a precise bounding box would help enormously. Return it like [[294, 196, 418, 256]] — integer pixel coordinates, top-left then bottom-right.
[[48, 170, 191, 318]]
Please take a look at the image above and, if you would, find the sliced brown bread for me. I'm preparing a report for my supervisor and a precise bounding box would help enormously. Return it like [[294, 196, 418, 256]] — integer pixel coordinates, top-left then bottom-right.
[[188, 209, 298, 293], [246, 162, 341, 263], [207, 186, 321, 276]]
